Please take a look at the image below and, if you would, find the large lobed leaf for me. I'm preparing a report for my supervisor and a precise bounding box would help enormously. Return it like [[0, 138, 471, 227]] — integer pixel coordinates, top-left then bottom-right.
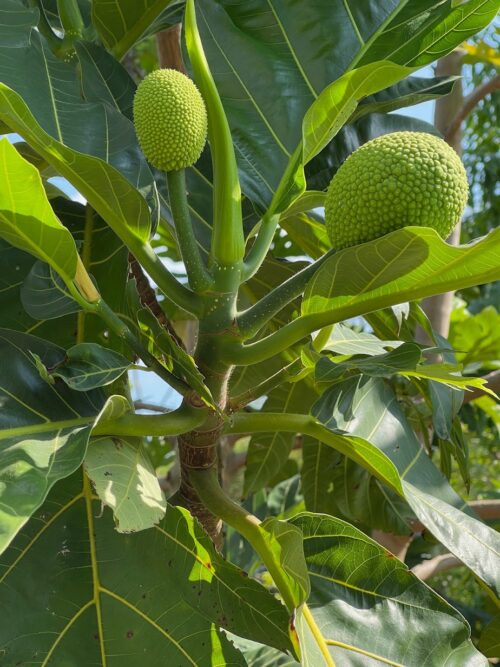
[[0, 471, 293, 664], [302, 227, 500, 324], [292, 513, 487, 667]]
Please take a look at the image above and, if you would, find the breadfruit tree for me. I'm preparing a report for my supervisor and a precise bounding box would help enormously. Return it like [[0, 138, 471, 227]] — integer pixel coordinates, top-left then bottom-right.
[[0, 1, 499, 665]]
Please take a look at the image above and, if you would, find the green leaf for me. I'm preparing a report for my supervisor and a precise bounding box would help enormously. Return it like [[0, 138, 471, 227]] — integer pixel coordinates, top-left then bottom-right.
[[0, 83, 153, 246], [302, 436, 414, 535], [138, 309, 214, 407], [312, 376, 500, 596], [0, 329, 104, 553], [0, 0, 38, 48], [0, 471, 292, 662], [21, 260, 80, 320], [303, 63, 411, 165], [0, 199, 129, 353], [84, 436, 166, 532], [403, 481, 500, 595], [323, 322, 402, 356], [316, 341, 493, 397], [92, 0, 176, 59], [50, 343, 131, 391], [291, 513, 487, 667], [479, 614, 500, 659], [315, 342, 423, 384], [0, 139, 77, 282], [233, 639, 299, 667], [405, 363, 496, 395], [0, 239, 77, 347], [351, 74, 459, 121], [75, 41, 136, 119], [449, 304, 500, 366], [0, 16, 157, 223], [302, 227, 500, 325]]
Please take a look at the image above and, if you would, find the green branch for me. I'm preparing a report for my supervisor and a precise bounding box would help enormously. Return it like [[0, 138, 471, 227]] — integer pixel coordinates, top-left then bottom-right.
[[226, 411, 403, 496], [241, 214, 279, 282], [223, 313, 322, 364], [167, 169, 213, 292], [189, 467, 298, 611], [57, 0, 84, 37], [237, 249, 335, 338], [93, 402, 206, 437]]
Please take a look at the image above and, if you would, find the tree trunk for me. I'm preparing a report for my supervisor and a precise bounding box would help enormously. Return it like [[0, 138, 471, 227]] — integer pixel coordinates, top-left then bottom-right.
[[420, 50, 464, 339]]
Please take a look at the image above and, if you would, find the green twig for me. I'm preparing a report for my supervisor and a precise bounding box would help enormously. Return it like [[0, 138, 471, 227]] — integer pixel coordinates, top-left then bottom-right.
[[241, 214, 279, 282], [57, 0, 84, 37], [237, 250, 335, 339], [167, 169, 213, 292], [93, 402, 206, 437]]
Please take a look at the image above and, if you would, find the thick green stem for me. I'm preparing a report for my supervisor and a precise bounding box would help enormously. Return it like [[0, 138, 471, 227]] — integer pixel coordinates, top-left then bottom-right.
[[190, 468, 297, 611], [241, 214, 279, 282], [57, 0, 84, 37], [167, 169, 213, 292], [185, 0, 245, 266], [95, 300, 192, 397], [238, 249, 335, 338], [223, 314, 316, 365], [226, 411, 402, 496], [93, 403, 207, 437]]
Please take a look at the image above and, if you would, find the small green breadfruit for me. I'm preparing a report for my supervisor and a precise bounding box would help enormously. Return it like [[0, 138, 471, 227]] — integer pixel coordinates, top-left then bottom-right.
[[325, 131, 469, 250], [133, 68, 207, 172]]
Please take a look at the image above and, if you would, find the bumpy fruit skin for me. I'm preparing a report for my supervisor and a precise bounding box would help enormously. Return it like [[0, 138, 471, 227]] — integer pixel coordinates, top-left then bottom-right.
[[133, 68, 207, 172], [325, 131, 469, 250]]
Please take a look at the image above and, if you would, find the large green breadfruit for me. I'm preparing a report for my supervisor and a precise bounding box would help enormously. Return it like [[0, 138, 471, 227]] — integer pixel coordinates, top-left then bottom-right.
[[133, 68, 207, 172], [325, 131, 469, 250]]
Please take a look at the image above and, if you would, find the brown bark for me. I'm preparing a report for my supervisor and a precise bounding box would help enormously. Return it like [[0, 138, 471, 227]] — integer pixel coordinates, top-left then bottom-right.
[[178, 424, 223, 549], [156, 24, 186, 74]]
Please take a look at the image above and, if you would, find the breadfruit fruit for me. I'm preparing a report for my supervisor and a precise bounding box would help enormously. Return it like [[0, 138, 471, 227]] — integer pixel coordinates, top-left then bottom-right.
[[325, 131, 469, 250], [133, 68, 207, 172]]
